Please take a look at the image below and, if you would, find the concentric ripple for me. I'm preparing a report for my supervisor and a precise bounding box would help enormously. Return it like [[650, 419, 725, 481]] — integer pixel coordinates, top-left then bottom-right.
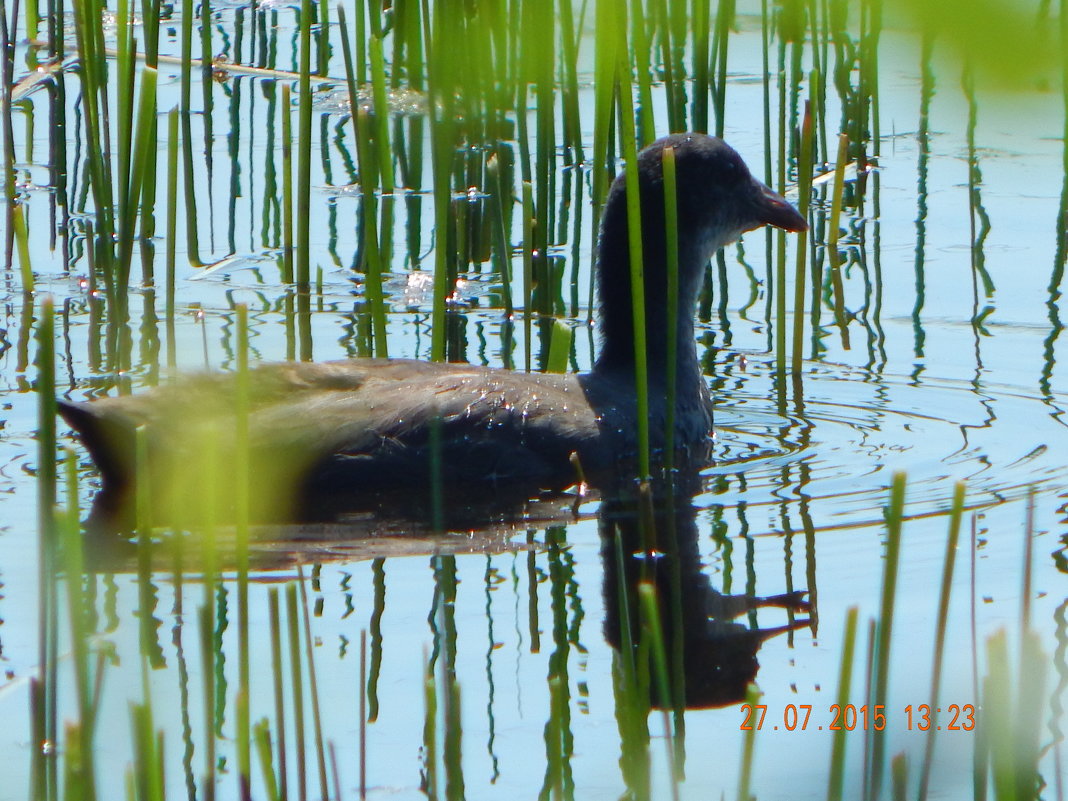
[[702, 357, 1068, 533]]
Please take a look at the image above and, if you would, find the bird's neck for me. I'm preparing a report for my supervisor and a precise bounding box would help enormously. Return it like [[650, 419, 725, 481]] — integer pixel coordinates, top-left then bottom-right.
[[592, 231, 708, 400]]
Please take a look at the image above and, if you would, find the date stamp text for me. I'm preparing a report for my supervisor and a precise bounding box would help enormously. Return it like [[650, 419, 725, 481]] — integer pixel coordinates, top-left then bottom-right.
[[739, 703, 976, 732]]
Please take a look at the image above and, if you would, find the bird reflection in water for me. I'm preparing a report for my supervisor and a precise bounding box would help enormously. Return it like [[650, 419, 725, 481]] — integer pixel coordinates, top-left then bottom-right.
[[599, 470, 812, 709]]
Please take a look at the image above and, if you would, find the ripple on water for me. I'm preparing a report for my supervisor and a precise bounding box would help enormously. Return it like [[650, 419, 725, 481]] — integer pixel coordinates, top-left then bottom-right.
[[705, 360, 1068, 531]]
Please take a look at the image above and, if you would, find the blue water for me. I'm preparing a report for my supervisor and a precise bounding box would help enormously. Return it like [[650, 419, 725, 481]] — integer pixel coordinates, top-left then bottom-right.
[[0, 6, 1065, 800]]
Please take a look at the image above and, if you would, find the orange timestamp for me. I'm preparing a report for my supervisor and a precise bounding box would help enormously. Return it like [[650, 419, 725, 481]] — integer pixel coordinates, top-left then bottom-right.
[[740, 703, 976, 732]]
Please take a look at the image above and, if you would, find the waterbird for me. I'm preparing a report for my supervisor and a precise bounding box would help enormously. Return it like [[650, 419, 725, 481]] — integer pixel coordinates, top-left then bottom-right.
[[59, 133, 807, 526]]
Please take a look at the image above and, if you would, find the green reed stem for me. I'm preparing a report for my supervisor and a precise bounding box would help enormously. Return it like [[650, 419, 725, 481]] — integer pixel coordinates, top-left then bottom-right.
[[234, 303, 251, 796], [286, 582, 307, 801], [268, 588, 289, 800], [118, 67, 157, 291], [984, 631, 1012, 801], [368, 34, 393, 194], [421, 0, 459, 363], [890, 754, 909, 801], [2, 28, 14, 278], [140, 0, 160, 67], [336, 5, 358, 108], [296, 565, 330, 801], [426, 54, 456, 359], [867, 471, 905, 801], [165, 107, 178, 368], [197, 605, 217, 798], [488, 152, 514, 318], [691, 0, 710, 131], [59, 450, 97, 801], [354, 0, 366, 86], [628, 0, 655, 145], [423, 649, 438, 799], [29, 680, 48, 801], [588, 0, 618, 321], [354, 107, 389, 356], [861, 0, 881, 158], [230, 688, 249, 800], [617, 83, 651, 480], [25, 0, 40, 39], [316, 0, 329, 75], [116, 0, 133, 223], [281, 83, 294, 283], [129, 702, 164, 801], [336, 2, 368, 193], [663, 145, 679, 472], [1021, 487, 1036, 632], [522, 180, 534, 372], [14, 204, 32, 290], [827, 606, 858, 801], [545, 674, 566, 799], [712, 0, 734, 138], [546, 320, 573, 373], [736, 683, 760, 801], [70, 0, 117, 285], [808, 9, 827, 167], [760, 0, 771, 183], [442, 668, 463, 801], [179, 0, 192, 109], [917, 481, 964, 801], [612, 529, 637, 684], [610, 529, 648, 796], [34, 295, 58, 801], [296, 0, 313, 293], [359, 630, 367, 797], [532, 0, 555, 280], [558, 0, 583, 162], [429, 413, 444, 531], [254, 720, 282, 801], [638, 582, 680, 801], [178, 0, 201, 267], [982, 628, 1047, 801], [139, 92, 160, 279], [790, 99, 813, 376], [654, 0, 679, 132], [1015, 630, 1046, 800], [567, 162, 586, 323], [134, 425, 155, 660], [773, 39, 787, 401], [198, 0, 214, 183], [61, 721, 87, 801]]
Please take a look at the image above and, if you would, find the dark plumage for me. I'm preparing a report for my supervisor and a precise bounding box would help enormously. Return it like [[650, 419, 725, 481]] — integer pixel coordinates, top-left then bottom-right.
[[59, 133, 806, 525]]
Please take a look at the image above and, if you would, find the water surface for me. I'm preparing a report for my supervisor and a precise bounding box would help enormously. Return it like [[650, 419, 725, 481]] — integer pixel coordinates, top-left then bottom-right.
[[1, 4, 1066, 799]]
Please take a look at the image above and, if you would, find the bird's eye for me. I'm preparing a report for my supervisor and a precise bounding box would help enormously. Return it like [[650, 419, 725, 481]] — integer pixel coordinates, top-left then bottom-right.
[[721, 157, 747, 182]]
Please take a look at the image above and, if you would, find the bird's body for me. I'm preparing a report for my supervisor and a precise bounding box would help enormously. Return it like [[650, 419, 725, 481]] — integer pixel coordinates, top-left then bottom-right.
[[60, 134, 805, 526]]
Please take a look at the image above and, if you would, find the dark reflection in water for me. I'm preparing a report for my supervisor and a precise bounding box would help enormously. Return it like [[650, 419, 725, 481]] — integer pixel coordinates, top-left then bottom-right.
[[599, 471, 811, 710], [1042, 75, 1068, 402], [71, 460, 813, 798], [81, 464, 813, 727], [961, 67, 998, 453], [912, 32, 933, 374], [962, 67, 994, 336]]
